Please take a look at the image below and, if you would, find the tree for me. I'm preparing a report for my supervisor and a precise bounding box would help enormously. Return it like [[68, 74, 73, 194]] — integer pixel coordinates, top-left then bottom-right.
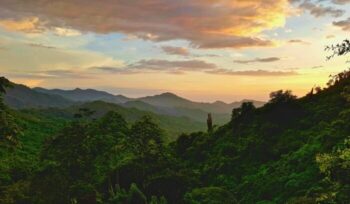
[[0, 77, 11, 94], [184, 187, 237, 204], [325, 39, 350, 60], [268, 90, 296, 104], [231, 102, 255, 121], [107, 183, 148, 204], [128, 116, 164, 158], [74, 108, 95, 119], [325, 40, 350, 103], [31, 111, 134, 204], [326, 69, 350, 87], [207, 113, 213, 132], [0, 77, 20, 146], [95, 111, 128, 135], [316, 137, 350, 203], [128, 183, 147, 204]]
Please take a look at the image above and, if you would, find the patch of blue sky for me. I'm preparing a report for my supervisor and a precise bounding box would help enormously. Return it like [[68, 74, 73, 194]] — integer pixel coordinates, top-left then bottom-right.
[[83, 33, 167, 63], [264, 13, 331, 41]]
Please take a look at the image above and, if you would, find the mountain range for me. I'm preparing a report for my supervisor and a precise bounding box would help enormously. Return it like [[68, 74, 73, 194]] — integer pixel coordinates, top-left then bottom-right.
[[2, 73, 350, 203], [4, 82, 265, 125]]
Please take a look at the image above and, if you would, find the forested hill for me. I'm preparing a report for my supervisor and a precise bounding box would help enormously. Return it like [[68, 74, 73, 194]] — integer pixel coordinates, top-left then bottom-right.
[[0, 71, 350, 203], [28, 100, 207, 141], [178, 71, 350, 203]]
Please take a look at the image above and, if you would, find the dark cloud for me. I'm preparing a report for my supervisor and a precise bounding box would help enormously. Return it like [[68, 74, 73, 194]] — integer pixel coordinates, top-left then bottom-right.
[[326, 34, 335, 39], [45, 70, 91, 78], [311, 65, 323, 69], [161, 46, 190, 56], [332, 0, 350, 4], [207, 69, 298, 76], [333, 18, 350, 31], [27, 43, 57, 49], [233, 57, 280, 64], [128, 59, 217, 71], [90, 67, 139, 75], [300, 1, 344, 17], [288, 39, 311, 45], [0, 0, 288, 49], [290, 0, 345, 18]]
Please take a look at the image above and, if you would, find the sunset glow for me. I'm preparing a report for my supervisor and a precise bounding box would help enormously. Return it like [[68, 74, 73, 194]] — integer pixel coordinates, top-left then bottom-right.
[[1, 0, 350, 101]]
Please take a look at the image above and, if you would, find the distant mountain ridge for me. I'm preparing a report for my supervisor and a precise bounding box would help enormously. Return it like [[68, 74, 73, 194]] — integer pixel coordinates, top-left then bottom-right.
[[33, 87, 264, 124], [35, 87, 264, 113], [4, 84, 75, 109], [138, 92, 264, 114], [3, 81, 264, 125], [34, 87, 131, 104]]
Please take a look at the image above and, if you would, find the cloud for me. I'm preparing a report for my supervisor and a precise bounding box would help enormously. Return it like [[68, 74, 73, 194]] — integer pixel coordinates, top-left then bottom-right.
[[92, 58, 298, 77], [311, 65, 323, 69], [161, 46, 190, 56], [44, 70, 92, 78], [332, 0, 350, 4], [90, 66, 139, 75], [233, 57, 280, 64], [27, 43, 57, 49], [326, 34, 335, 39], [0, 17, 44, 33], [288, 39, 311, 45], [333, 18, 350, 31], [53, 27, 81, 37], [92, 59, 217, 74], [129, 59, 217, 71], [0, 38, 124, 72], [6, 69, 92, 79], [301, 2, 343, 17], [0, 0, 290, 49], [291, 0, 345, 18], [207, 69, 298, 76]]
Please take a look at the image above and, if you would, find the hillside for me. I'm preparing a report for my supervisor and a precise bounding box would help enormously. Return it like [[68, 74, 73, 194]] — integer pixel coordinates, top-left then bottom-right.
[[1, 73, 349, 203], [169, 72, 350, 203], [4, 84, 75, 109], [23, 100, 207, 141]]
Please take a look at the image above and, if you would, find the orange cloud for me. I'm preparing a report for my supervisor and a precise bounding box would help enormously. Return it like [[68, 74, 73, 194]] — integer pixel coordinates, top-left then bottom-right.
[[0, 17, 43, 33], [0, 0, 291, 48], [206, 69, 298, 76], [161, 46, 190, 56]]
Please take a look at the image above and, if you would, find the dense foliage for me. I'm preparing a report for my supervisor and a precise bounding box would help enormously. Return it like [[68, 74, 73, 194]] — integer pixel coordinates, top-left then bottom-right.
[[0, 70, 350, 203]]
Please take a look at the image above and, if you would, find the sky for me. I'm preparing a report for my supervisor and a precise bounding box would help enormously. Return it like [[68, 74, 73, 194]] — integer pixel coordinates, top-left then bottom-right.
[[0, 0, 350, 102]]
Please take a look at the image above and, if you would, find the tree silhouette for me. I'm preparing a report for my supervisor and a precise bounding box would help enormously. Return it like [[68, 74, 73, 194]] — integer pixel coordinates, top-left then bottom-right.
[[269, 90, 296, 104], [325, 39, 350, 60], [207, 113, 213, 132], [231, 102, 255, 121], [0, 77, 11, 94]]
